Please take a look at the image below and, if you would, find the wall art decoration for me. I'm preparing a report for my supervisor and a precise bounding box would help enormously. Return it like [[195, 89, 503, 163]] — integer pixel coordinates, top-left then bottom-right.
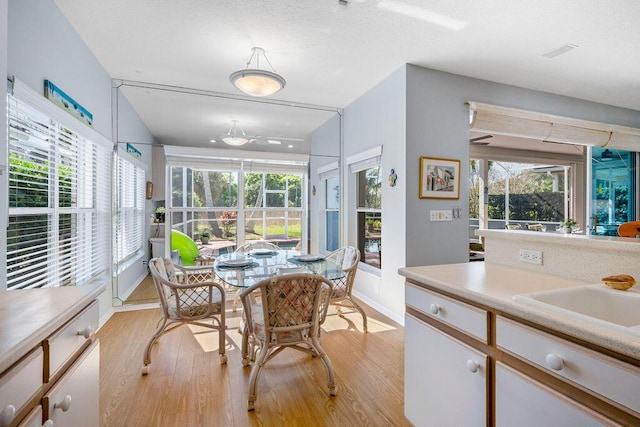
[[419, 156, 460, 199], [44, 80, 93, 127]]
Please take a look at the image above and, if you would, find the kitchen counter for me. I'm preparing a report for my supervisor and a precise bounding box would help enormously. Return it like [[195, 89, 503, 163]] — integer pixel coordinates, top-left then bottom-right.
[[399, 262, 640, 361], [0, 282, 105, 373]]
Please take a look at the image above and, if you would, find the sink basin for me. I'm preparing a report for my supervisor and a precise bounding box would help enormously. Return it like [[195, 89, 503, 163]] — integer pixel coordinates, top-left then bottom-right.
[[514, 284, 640, 337]]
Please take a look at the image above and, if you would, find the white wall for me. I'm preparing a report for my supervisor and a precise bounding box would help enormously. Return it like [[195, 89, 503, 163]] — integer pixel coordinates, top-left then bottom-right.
[[342, 66, 407, 322], [405, 64, 640, 270], [0, 0, 8, 288], [5, 0, 155, 319]]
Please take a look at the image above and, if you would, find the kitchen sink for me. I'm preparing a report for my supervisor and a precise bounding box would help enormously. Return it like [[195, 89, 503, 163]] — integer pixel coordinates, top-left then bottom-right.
[[514, 284, 640, 337]]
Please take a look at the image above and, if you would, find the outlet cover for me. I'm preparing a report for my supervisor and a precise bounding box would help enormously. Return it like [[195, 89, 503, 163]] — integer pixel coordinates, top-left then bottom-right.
[[519, 249, 543, 265]]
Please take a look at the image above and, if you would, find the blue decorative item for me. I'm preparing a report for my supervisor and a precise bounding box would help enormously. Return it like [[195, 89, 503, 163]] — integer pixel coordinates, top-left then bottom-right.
[[389, 168, 398, 187]]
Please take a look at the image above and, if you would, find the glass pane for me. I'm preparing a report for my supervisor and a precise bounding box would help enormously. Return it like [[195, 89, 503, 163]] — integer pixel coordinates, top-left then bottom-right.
[[326, 211, 339, 252], [357, 167, 381, 209], [288, 175, 302, 207], [591, 147, 635, 236], [244, 172, 263, 208], [266, 173, 286, 191], [266, 192, 284, 207], [358, 212, 381, 268], [487, 161, 566, 230], [192, 170, 238, 208], [326, 176, 339, 209], [171, 166, 184, 207]]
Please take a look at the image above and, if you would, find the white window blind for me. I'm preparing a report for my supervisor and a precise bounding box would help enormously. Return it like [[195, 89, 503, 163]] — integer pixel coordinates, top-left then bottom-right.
[[7, 89, 111, 290], [347, 146, 382, 174], [317, 160, 339, 180], [116, 155, 146, 263]]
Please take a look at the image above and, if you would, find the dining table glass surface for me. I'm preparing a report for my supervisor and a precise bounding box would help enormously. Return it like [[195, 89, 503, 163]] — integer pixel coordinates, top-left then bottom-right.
[[214, 249, 344, 288]]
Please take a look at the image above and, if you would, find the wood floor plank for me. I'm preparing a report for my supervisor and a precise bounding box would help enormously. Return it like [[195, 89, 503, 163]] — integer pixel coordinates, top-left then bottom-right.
[[98, 298, 411, 426]]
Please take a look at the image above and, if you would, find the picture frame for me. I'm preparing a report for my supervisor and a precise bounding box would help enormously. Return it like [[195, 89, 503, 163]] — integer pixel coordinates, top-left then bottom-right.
[[419, 156, 461, 199]]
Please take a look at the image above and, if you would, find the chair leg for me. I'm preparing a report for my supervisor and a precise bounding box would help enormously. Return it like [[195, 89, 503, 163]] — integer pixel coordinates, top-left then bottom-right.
[[247, 343, 269, 411], [142, 317, 168, 375], [232, 289, 240, 312], [218, 312, 227, 365], [349, 298, 368, 333], [311, 335, 337, 396]]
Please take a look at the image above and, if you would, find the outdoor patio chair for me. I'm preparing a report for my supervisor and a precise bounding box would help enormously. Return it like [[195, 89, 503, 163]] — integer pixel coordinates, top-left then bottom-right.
[[239, 273, 336, 410], [143, 257, 227, 375]]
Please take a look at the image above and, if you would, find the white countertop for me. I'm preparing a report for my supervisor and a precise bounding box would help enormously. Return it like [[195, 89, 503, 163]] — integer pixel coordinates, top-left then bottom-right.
[[399, 263, 640, 360], [0, 283, 105, 373]]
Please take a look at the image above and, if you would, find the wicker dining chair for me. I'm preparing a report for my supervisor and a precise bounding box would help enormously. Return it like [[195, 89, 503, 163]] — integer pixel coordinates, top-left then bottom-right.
[[143, 257, 227, 375], [239, 273, 336, 410], [321, 246, 366, 332]]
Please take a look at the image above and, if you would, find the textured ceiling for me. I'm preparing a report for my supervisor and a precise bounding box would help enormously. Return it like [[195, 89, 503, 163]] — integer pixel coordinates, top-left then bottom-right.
[[55, 0, 640, 152]]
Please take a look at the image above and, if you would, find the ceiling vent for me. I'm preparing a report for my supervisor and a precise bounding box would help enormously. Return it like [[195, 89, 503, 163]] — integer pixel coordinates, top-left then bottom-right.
[[542, 43, 579, 59]]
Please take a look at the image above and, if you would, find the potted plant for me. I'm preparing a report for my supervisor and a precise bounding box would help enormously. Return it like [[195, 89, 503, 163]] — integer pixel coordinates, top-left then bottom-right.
[[200, 229, 211, 245], [559, 218, 579, 233], [155, 206, 166, 223]]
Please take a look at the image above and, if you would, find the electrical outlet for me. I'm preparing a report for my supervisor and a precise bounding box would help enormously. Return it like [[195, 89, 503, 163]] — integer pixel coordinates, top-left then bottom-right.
[[520, 249, 543, 265]]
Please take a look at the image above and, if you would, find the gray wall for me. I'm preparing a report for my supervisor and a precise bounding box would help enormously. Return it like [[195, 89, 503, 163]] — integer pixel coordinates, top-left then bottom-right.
[[405, 64, 640, 268], [342, 65, 407, 320], [309, 113, 341, 254], [6, 0, 155, 315]]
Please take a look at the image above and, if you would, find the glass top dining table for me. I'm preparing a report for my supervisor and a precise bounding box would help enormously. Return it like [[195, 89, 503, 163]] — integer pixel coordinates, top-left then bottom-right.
[[213, 249, 344, 288]]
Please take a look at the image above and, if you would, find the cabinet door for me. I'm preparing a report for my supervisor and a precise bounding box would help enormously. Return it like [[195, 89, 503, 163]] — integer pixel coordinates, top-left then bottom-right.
[[44, 340, 99, 427], [405, 314, 486, 427], [495, 362, 610, 427]]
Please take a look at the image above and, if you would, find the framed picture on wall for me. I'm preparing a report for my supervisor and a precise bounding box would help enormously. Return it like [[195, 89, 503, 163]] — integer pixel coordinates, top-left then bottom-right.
[[419, 156, 461, 199]]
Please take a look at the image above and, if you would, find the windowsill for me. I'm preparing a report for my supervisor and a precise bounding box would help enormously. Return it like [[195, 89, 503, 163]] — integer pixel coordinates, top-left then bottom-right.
[[358, 261, 381, 277]]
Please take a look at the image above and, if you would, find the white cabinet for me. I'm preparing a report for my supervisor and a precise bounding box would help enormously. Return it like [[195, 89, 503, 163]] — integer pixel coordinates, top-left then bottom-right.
[[0, 290, 101, 427], [405, 314, 487, 426], [495, 362, 609, 427], [44, 341, 99, 427]]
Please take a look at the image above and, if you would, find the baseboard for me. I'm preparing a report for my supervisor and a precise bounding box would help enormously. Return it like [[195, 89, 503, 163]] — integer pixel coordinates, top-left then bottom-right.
[[118, 270, 149, 302], [352, 290, 404, 326]]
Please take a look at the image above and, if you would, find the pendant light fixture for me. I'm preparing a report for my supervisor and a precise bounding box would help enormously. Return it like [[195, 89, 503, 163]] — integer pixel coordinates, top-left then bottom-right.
[[222, 120, 249, 146], [229, 47, 286, 97]]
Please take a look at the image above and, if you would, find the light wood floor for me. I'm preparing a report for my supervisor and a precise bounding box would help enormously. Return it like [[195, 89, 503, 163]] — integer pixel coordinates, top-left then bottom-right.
[[98, 298, 410, 426], [124, 275, 158, 305]]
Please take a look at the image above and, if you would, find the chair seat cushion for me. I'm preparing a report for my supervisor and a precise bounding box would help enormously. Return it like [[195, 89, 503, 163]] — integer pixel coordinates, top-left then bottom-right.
[[250, 303, 306, 343], [168, 287, 223, 318]]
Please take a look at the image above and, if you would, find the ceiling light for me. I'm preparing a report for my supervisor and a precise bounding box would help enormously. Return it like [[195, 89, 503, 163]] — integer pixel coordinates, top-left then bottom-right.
[[287, 144, 294, 148], [222, 120, 249, 146], [267, 140, 281, 145], [229, 47, 286, 97], [209, 139, 216, 143]]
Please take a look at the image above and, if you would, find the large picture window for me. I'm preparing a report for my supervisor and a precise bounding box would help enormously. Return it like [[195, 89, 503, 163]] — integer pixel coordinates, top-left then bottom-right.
[[325, 175, 340, 252], [6, 87, 111, 290]]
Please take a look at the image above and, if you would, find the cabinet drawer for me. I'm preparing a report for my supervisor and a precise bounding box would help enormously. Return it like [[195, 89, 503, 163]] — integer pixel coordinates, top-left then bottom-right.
[[406, 284, 488, 343], [497, 316, 640, 414], [46, 301, 98, 381], [44, 340, 99, 427], [17, 405, 43, 427], [0, 348, 43, 427]]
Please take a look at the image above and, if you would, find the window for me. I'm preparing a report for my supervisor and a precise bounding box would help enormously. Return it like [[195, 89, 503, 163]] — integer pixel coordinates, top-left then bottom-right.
[[325, 175, 340, 252], [115, 155, 146, 263], [591, 147, 636, 235], [357, 166, 382, 268], [6, 85, 111, 290], [244, 172, 303, 247]]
